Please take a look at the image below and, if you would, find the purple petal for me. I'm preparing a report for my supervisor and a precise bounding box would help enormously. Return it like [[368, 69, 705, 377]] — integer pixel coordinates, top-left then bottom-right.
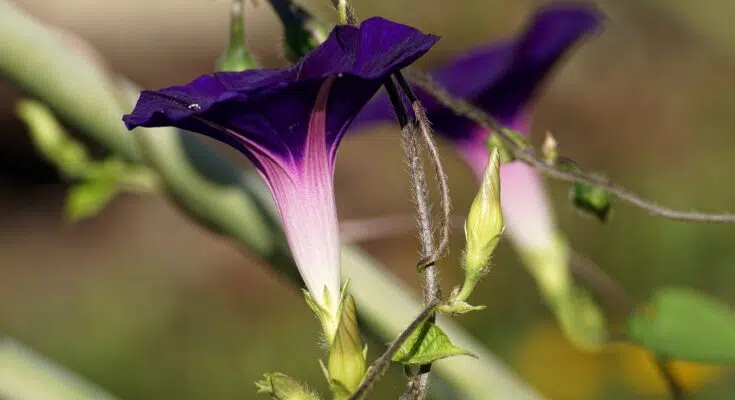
[[123, 17, 439, 168], [471, 2, 603, 123], [295, 17, 440, 80]]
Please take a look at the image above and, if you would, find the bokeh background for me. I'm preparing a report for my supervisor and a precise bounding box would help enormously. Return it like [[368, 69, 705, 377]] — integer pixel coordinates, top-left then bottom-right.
[[1, 0, 735, 398]]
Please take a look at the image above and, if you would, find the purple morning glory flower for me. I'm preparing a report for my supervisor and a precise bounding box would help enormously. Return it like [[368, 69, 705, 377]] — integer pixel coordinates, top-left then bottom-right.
[[353, 4, 602, 257], [123, 17, 439, 311]]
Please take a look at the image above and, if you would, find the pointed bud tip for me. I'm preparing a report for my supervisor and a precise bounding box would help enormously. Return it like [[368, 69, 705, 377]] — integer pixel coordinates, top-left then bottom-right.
[[542, 131, 558, 165], [255, 373, 319, 400], [460, 147, 504, 300], [438, 299, 486, 316]]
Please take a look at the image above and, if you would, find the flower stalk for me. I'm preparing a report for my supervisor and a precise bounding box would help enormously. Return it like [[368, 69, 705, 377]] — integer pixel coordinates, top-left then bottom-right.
[[217, 0, 257, 72], [384, 77, 439, 400], [331, 0, 358, 26]]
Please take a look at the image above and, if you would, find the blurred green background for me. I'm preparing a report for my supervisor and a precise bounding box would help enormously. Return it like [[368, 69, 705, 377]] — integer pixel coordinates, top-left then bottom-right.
[[1, 0, 734, 398]]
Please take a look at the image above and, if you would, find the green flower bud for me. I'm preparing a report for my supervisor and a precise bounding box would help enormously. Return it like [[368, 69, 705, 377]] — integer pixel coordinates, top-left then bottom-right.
[[255, 373, 320, 400], [217, 0, 257, 72], [304, 282, 366, 399], [457, 147, 504, 301], [327, 295, 366, 397]]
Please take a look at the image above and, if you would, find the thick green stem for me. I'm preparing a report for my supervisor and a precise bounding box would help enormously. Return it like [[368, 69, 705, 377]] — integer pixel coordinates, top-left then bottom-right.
[[0, 339, 118, 400]]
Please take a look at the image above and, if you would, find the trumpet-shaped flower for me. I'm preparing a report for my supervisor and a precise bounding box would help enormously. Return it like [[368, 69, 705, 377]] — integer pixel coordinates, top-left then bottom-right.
[[123, 17, 439, 313], [353, 4, 602, 260]]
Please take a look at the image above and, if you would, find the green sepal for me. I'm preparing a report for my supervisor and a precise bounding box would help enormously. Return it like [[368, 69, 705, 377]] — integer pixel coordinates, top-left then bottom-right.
[[437, 300, 486, 316], [255, 373, 320, 400], [317, 359, 329, 383], [487, 134, 514, 163], [327, 295, 367, 395], [627, 287, 735, 363], [216, 0, 257, 72], [392, 321, 475, 365], [303, 282, 346, 345], [487, 128, 532, 164], [217, 46, 257, 72], [327, 380, 351, 400]]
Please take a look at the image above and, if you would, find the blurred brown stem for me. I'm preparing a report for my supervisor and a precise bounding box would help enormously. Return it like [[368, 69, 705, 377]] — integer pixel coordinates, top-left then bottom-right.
[[404, 69, 735, 224]]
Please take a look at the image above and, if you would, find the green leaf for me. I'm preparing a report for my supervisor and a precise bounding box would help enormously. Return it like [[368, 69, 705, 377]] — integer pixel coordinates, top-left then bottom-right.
[[627, 287, 735, 362], [555, 158, 612, 221], [65, 178, 120, 222], [571, 182, 611, 222], [392, 321, 475, 365]]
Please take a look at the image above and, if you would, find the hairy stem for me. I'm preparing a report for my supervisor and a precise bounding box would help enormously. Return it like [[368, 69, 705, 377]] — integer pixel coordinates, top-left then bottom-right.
[[395, 71, 452, 268], [329, 0, 358, 25], [348, 302, 439, 400], [404, 69, 735, 224], [384, 76, 440, 400]]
